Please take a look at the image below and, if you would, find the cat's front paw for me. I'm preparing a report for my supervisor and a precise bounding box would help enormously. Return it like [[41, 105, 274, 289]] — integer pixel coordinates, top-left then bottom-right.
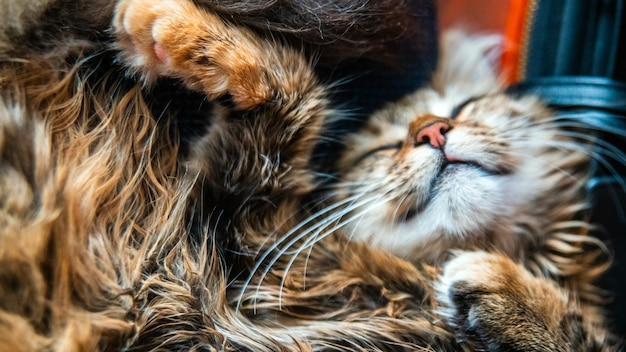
[[112, 0, 272, 109], [435, 251, 568, 352], [113, 0, 182, 81]]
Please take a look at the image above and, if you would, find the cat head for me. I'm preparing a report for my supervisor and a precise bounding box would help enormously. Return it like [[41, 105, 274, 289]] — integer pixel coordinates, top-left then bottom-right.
[[332, 31, 591, 259]]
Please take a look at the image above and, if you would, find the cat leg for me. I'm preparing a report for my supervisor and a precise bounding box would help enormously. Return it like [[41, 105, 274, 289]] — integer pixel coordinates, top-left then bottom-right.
[[112, 0, 326, 200], [435, 251, 616, 352], [111, 2, 460, 350], [113, 0, 319, 111], [113, 0, 268, 109]]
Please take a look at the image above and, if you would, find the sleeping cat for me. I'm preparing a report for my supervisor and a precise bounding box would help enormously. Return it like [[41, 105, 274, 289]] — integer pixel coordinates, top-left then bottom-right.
[[0, 0, 620, 351]]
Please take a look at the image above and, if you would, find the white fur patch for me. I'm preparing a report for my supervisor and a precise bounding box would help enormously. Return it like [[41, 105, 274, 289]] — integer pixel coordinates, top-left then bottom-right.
[[434, 251, 498, 326]]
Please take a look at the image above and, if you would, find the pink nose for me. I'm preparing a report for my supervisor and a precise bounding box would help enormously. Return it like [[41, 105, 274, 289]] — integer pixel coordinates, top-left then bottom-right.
[[415, 121, 450, 148]]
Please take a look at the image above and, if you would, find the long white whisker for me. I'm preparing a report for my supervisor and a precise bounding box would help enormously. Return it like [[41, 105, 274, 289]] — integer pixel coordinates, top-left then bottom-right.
[[254, 187, 391, 310], [549, 131, 626, 165], [295, 190, 400, 254], [235, 183, 386, 312], [513, 138, 626, 194], [250, 178, 387, 258], [550, 113, 626, 134], [277, 191, 400, 307]]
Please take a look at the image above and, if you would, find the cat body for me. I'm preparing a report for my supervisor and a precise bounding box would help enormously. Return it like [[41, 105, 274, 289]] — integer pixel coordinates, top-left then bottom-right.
[[0, 0, 620, 351]]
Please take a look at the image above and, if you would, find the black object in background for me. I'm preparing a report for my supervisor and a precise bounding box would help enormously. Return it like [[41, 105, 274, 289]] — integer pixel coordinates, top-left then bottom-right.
[[517, 0, 626, 336]]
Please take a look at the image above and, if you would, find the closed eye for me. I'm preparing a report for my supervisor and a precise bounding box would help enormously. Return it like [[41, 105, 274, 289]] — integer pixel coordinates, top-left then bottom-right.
[[354, 141, 402, 164], [450, 95, 483, 119]]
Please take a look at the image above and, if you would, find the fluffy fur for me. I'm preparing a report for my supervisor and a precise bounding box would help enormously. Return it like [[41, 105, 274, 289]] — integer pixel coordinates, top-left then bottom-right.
[[0, 0, 621, 351]]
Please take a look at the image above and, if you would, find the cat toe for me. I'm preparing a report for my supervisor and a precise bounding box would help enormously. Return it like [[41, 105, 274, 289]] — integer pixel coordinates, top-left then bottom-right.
[[111, 0, 273, 108], [435, 251, 571, 351], [112, 0, 184, 81], [435, 251, 502, 327]]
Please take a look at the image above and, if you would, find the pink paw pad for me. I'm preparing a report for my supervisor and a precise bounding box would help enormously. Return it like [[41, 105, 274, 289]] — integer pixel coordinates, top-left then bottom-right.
[[153, 42, 169, 64]]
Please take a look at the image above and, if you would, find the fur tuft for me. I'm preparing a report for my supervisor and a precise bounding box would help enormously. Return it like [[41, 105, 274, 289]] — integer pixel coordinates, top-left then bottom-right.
[[431, 29, 503, 103], [0, 1, 620, 350]]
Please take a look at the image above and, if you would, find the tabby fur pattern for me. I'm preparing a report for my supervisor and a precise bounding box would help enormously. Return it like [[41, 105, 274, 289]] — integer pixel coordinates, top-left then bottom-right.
[[0, 0, 621, 351]]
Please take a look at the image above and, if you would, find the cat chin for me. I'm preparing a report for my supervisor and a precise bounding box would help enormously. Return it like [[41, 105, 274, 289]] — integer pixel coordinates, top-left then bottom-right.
[[346, 173, 511, 258], [346, 163, 546, 260]]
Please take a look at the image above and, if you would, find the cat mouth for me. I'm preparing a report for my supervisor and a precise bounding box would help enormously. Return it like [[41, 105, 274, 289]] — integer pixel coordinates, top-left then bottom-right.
[[440, 160, 484, 175], [392, 156, 511, 223], [439, 156, 510, 177], [391, 166, 472, 223]]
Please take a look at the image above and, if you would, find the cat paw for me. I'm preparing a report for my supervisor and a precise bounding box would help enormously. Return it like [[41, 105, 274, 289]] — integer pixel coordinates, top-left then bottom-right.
[[112, 0, 271, 109], [113, 0, 182, 80], [435, 251, 567, 351]]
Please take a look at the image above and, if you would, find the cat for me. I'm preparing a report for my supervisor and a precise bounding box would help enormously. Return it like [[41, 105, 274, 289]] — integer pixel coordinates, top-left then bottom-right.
[[329, 32, 618, 350], [0, 0, 621, 351]]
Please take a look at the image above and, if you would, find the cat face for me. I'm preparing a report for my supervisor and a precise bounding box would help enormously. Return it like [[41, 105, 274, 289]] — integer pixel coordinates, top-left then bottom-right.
[[335, 87, 584, 258]]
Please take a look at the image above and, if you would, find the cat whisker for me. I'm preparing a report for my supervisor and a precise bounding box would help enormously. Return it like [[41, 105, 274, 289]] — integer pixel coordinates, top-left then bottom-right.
[[288, 184, 399, 254], [256, 185, 392, 308], [315, 179, 380, 189], [247, 178, 389, 263], [508, 115, 626, 163], [499, 115, 626, 145], [277, 191, 400, 306], [552, 130, 626, 165], [546, 140, 626, 195], [248, 179, 393, 299], [498, 122, 625, 170], [502, 142, 589, 179], [509, 138, 626, 199], [550, 112, 626, 135], [235, 186, 385, 311], [517, 131, 626, 178]]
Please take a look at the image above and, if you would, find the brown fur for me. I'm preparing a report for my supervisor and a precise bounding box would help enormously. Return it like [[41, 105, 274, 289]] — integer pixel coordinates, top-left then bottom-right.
[[0, 0, 621, 351]]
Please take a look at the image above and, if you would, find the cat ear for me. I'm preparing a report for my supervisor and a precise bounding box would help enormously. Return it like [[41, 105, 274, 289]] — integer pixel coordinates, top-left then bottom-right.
[[430, 29, 503, 99]]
